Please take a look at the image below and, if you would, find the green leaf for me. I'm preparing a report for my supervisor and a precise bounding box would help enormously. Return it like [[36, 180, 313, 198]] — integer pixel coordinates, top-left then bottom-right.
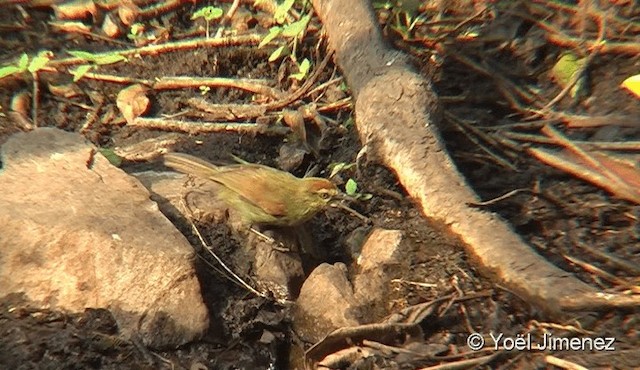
[[551, 52, 586, 87], [28, 51, 52, 73], [68, 50, 97, 61], [0, 65, 21, 79], [94, 53, 127, 65], [343, 116, 354, 129], [259, 26, 282, 48], [274, 0, 295, 24], [192, 6, 223, 21], [70, 65, 92, 82], [360, 193, 373, 201], [345, 178, 358, 196], [17, 53, 29, 72], [128, 23, 145, 39], [282, 14, 311, 37], [99, 148, 122, 167], [290, 58, 310, 80], [268, 45, 288, 62], [68, 50, 126, 65]]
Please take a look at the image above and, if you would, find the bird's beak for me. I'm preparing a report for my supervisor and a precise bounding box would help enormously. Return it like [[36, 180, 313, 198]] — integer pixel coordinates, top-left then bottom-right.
[[331, 192, 351, 203]]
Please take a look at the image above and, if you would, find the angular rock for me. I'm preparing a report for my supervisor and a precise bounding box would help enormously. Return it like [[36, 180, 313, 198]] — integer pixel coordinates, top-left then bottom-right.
[[293, 263, 360, 343], [353, 228, 404, 323], [0, 128, 208, 349]]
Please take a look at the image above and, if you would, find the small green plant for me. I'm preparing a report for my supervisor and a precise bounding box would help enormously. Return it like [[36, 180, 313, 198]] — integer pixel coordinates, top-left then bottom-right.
[[70, 65, 93, 82], [290, 58, 310, 80], [127, 23, 145, 41], [67, 50, 127, 65], [191, 6, 223, 38], [199, 85, 211, 95], [345, 178, 373, 201], [0, 53, 28, 80], [99, 148, 122, 167], [258, 0, 313, 71], [28, 51, 53, 73], [0, 51, 52, 80]]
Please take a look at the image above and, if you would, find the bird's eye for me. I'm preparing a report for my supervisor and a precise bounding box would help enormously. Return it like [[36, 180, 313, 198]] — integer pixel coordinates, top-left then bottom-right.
[[319, 191, 331, 200]]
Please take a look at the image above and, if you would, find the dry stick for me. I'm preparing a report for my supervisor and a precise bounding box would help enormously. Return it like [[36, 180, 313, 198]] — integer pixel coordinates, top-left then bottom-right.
[[528, 319, 594, 335], [265, 50, 334, 111], [125, 53, 336, 135], [571, 240, 640, 276], [137, 0, 186, 19], [214, 0, 241, 38], [316, 97, 352, 113], [446, 112, 518, 170], [190, 220, 267, 299], [545, 355, 589, 370], [541, 125, 630, 193], [445, 51, 541, 111], [152, 76, 282, 99], [516, 9, 640, 55], [49, 21, 130, 46], [129, 117, 291, 136], [501, 131, 640, 151], [535, 0, 637, 32], [540, 16, 606, 112], [31, 72, 39, 127], [48, 34, 262, 68], [182, 52, 336, 129], [564, 255, 623, 285], [79, 96, 103, 134], [78, 71, 281, 98]]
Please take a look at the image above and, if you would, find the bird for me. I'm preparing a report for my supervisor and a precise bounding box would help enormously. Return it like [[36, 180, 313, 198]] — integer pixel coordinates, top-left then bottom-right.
[[163, 152, 339, 227]]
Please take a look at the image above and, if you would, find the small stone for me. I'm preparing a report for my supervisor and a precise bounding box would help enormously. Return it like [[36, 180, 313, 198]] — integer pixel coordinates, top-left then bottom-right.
[[293, 263, 360, 343]]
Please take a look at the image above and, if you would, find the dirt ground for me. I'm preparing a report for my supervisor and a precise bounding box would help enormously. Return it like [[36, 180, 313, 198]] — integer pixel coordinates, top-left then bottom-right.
[[0, 1, 638, 369]]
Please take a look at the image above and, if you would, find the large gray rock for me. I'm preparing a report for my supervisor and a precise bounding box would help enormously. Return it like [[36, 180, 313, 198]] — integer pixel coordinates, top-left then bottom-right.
[[0, 128, 208, 349]]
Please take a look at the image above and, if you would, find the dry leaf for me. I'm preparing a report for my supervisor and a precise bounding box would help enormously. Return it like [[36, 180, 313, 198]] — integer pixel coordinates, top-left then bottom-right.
[[10, 91, 30, 117], [53, 0, 97, 20], [49, 21, 92, 34], [117, 84, 150, 124], [118, 0, 141, 26], [102, 13, 122, 38], [282, 109, 307, 143], [48, 83, 84, 98]]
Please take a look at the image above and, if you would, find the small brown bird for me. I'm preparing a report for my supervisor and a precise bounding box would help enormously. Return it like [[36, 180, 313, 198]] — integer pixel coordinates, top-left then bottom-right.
[[163, 152, 339, 227]]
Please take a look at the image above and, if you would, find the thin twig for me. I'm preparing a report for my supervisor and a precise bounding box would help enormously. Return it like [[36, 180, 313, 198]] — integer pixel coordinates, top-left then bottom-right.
[[48, 34, 262, 68], [190, 221, 267, 299], [540, 16, 606, 112], [545, 355, 589, 370], [31, 72, 39, 127], [128, 117, 291, 135], [77, 71, 281, 98]]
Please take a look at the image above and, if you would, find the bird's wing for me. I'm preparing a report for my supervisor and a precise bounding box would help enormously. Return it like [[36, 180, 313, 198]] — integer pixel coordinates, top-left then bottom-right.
[[213, 166, 290, 217]]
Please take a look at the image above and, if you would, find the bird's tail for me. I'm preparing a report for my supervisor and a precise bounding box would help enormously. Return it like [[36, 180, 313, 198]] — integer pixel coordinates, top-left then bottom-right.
[[163, 152, 220, 178]]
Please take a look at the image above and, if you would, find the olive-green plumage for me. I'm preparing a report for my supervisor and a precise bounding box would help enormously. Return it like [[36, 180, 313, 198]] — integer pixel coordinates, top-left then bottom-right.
[[163, 152, 338, 226]]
